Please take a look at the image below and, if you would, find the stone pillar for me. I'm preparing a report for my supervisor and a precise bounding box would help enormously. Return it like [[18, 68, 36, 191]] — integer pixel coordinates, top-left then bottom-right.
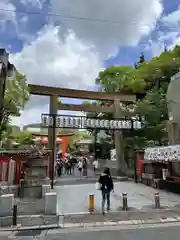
[[2, 162, 8, 181], [0, 194, 14, 216], [48, 95, 58, 180], [8, 159, 15, 184], [166, 120, 180, 145], [44, 192, 57, 215], [42, 184, 51, 197], [166, 120, 180, 175], [113, 99, 127, 176]]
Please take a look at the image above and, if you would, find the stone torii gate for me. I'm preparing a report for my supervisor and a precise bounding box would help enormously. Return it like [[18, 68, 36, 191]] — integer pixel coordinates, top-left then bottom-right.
[[28, 84, 136, 178]]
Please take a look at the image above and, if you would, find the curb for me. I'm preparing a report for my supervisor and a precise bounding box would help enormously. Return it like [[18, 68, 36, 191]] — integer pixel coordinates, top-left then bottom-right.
[[62, 217, 180, 228], [0, 224, 60, 232], [1, 216, 180, 231]]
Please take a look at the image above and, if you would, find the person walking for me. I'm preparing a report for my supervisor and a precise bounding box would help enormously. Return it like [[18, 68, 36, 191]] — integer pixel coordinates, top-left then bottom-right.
[[71, 157, 77, 175], [93, 159, 98, 173], [64, 158, 69, 175], [83, 157, 87, 177], [98, 167, 114, 215], [56, 161, 61, 177], [77, 159, 83, 177]]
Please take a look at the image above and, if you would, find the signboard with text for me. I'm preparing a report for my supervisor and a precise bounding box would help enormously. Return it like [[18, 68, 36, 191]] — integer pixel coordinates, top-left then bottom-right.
[[41, 114, 142, 130]]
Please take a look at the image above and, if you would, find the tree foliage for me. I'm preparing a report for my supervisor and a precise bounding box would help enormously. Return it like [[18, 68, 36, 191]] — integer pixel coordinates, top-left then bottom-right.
[[96, 45, 180, 149], [81, 46, 180, 163], [10, 130, 32, 145], [66, 131, 91, 152], [0, 72, 29, 137]]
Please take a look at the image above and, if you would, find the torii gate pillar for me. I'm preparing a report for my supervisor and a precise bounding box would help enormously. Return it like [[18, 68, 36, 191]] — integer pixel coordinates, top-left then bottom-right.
[[48, 95, 58, 180], [114, 98, 127, 176]]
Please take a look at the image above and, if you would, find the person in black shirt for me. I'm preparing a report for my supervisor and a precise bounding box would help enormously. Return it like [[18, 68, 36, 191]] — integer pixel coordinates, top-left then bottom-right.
[[83, 158, 87, 177], [98, 167, 114, 214]]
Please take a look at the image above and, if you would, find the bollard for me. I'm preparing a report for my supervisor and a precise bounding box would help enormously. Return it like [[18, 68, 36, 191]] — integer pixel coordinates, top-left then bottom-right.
[[12, 204, 17, 226], [89, 194, 94, 213], [122, 192, 128, 211], [154, 192, 160, 209]]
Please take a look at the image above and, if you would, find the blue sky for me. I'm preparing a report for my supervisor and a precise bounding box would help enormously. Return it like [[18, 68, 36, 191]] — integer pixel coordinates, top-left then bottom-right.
[[2, 0, 180, 60], [0, 0, 180, 126], [105, 0, 180, 66]]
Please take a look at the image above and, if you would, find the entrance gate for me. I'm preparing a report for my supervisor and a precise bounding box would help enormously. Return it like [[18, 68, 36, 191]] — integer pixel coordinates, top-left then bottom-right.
[[29, 84, 141, 184]]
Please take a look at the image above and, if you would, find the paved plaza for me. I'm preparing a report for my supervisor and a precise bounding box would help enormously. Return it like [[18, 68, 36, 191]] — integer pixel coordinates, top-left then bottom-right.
[[55, 181, 180, 215]]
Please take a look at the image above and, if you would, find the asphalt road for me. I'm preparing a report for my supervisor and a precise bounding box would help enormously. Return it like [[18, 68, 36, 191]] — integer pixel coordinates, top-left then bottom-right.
[[2, 223, 180, 239], [42, 224, 180, 240]]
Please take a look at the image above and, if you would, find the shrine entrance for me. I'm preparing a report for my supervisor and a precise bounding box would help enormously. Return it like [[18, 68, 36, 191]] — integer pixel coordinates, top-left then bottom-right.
[[28, 84, 141, 186]]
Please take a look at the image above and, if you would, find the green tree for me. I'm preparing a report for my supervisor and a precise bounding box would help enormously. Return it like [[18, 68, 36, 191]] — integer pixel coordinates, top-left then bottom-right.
[[0, 72, 29, 138], [83, 45, 180, 163], [96, 45, 180, 150], [97, 65, 146, 94], [134, 52, 145, 69], [10, 130, 32, 144], [82, 101, 114, 159]]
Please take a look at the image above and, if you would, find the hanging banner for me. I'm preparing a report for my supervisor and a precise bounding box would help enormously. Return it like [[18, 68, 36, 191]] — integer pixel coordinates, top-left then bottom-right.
[[41, 114, 142, 130], [144, 145, 180, 162]]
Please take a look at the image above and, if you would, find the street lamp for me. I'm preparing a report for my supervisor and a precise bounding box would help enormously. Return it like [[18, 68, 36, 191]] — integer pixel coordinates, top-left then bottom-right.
[[0, 49, 16, 125]]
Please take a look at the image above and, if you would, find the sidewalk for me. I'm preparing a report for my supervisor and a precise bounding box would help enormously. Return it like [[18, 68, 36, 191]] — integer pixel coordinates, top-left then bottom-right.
[[63, 209, 180, 225]]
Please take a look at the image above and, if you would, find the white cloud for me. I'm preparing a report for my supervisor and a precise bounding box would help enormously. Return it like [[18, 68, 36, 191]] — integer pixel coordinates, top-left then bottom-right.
[[11, 0, 164, 126], [19, 15, 29, 25], [161, 6, 180, 50], [10, 24, 102, 126], [147, 5, 180, 56], [20, 0, 46, 9], [11, 102, 48, 127], [161, 5, 180, 26], [11, 25, 102, 90], [50, 0, 163, 58], [145, 31, 180, 56], [0, 0, 17, 28], [11, 101, 85, 127]]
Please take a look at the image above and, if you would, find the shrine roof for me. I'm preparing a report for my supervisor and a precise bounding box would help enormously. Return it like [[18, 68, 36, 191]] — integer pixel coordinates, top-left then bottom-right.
[[23, 123, 77, 136], [0, 149, 51, 155], [31, 132, 74, 136]]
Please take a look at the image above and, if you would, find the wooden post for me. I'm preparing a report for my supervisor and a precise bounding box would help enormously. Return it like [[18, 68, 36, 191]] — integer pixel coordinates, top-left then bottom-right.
[[113, 98, 127, 176], [48, 95, 58, 183]]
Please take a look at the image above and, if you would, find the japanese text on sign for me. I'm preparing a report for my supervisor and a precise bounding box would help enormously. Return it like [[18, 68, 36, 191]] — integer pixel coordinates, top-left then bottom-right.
[[41, 114, 142, 130]]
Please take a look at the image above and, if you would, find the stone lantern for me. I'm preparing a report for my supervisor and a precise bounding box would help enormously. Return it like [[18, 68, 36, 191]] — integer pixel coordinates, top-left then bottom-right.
[[22, 147, 50, 198]]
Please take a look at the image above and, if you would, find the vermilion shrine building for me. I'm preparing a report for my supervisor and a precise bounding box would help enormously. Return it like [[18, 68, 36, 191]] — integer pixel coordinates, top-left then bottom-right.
[[25, 124, 75, 158], [0, 124, 76, 185]]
